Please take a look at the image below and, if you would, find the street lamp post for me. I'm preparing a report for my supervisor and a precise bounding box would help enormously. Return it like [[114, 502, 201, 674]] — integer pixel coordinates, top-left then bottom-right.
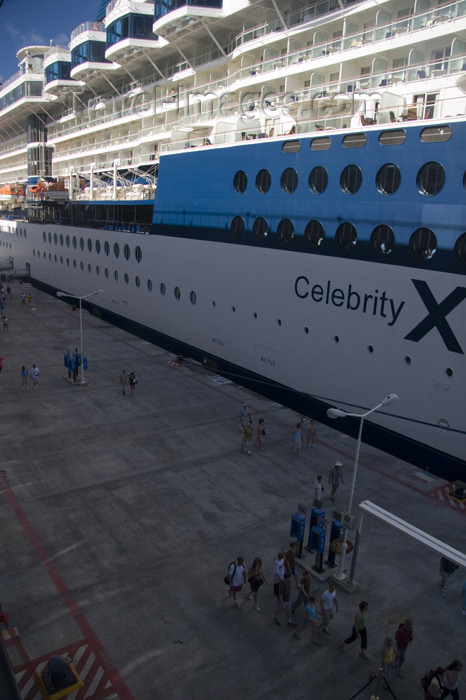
[[327, 393, 399, 583], [56, 289, 103, 384]]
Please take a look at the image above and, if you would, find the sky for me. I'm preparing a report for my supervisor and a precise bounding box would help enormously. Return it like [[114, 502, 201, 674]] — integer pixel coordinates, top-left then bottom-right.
[[0, 0, 102, 83]]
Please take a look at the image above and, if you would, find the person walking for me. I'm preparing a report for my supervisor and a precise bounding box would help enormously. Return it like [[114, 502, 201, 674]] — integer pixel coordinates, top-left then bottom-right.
[[119, 369, 128, 395], [2, 315, 8, 332], [292, 569, 311, 614], [21, 292, 26, 305], [285, 541, 299, 587], [314, 475, 324, 501], [21, 365, 28, 390], [342, 600, 369, 659], [272, 552, 285, 624], [394, 618, 414, 676], [320, 583, 338, 633], [241, 424, 253, 454], [441, 660, 462, 700], [239, 404, 252, 430], [247, 557, 266, 611], [381, 637, 394, 688], [128, 371, 137, 397], [255, 418, 265, 450], [227, 556, 247, 608], [290, 422, 302, 455], [305, 419, 317, 448], [293, 596, 322, 645], [30, 364, 39, 390], [328, 461, 344, 501], [27, 292, 33, 306]]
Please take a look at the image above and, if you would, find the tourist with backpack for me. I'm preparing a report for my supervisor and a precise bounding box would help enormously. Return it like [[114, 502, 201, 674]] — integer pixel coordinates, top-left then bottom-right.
[[226, 556, 246, 608]]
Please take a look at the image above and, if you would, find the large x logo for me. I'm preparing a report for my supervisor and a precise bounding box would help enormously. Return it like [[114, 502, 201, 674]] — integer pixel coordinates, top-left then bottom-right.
[[405, 280, 466, 354]]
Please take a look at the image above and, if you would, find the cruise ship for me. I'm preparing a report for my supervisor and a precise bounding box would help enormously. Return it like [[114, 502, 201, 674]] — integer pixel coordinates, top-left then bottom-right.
[[0, 0, 465, 481]]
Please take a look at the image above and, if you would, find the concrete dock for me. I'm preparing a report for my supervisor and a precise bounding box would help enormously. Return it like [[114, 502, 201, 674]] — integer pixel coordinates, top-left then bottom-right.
[[0, 280, 464, 700]]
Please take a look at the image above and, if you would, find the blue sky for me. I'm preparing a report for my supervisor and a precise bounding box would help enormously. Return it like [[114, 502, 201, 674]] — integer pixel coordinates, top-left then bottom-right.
[[0, 0, 101, 82]]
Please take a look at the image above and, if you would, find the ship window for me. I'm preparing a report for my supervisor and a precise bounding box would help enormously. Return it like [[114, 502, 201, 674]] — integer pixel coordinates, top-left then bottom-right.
[[124, 244, 130, 260], [54, 233, 58, 245], [54, 255, 57, 263], [72, 236, 77, 249], [80, 261, 84, 271], [282, 140, 301, 153], [305, 220, 325, 247], [417, 162, 445, 196], [376, 163, 401, 195], [336, 222, 357, 250], [281, 167, 298, 194], [454, 232, 466, 265], [49, 253, 52, 261], [309, 166, 328, 194], [66, 235, 70, 248], [114, 271, 119, 281], [253, 217, 268, 241], [43, 231, 46, 242], [59, 234, 63, 246], [371, 225, 395, 255], [233, 170, 247, 193], [87, 238, 92, 252], [48, 233, 52, 243], [114, 243, 120, 258], [256, 169, 271, 194], [310, 136, 331, 151], [410, 227, 437, 260], [105, 268, 109, 278], [60, 256, 63, 264], [135, 246, 142, 262], [378, 130, 406, 146], [147, 279, 153, 291], [160, 282, 166, 295], [96, 265, 100, 275], [174, 286, 181, 300], [420, 126, 451, 143], [231, 216, 245, 238], [340, 165, 362, 194], [135, 276, 140, 288], [95, 240, 101, 254], [73, 260, 77, 268], [104, 241, 110, 256], [190, 291, 197, 305], [124, 273, 129, 284], [79, 237, 84, 251], [342, 133, 367, 148], [277, 218, 294, 244], [66, 258, 70, 266], [88, 263, 91, 273]]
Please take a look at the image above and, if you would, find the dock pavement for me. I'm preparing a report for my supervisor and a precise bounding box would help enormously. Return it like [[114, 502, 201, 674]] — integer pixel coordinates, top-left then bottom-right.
[[0, 279, 464, 700]]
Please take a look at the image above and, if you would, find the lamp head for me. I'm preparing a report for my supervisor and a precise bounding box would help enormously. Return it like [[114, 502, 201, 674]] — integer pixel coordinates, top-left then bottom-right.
[[381, 393, 399, 406], [327, 407, 347, 419]]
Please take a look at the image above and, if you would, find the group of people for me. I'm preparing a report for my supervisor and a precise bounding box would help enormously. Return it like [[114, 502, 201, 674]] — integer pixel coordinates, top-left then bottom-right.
[[239, 404, 265, 454], [20, 363, 40, 390], [119, 369, 137, 397], [290, 418, 317, 455], [226, 550, 462, 697]]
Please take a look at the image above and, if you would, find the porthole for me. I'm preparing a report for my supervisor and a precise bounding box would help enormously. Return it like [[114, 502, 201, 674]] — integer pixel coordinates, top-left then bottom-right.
[[79, 237, 84, 251], [342, 133, 367, 149], [410, 227, 437, 260], [305, 220, 324, 248], [311, 136, 331, 151], [114, 270, 119, 281], [135, 245, 142, 262], [281, 167, 298, 194], [66, 235, 70, 248], [376, 163, 401, 195], [49, 253, 52, 260], [174, 286, 181, 300], [417, 162, 445, 196], [60, 256, 63, 264], [212, 300, 216, 307], [282, 139, 301, 153], [124, 273, 129, 284], [135, 276, 140, 288], [87, 238, 92, 252], [66, 257, 70, 266], [72, 235, 77, 249], [231, 306, 236, 313], [53, 233, 58, 245], [420, 125, 451, 143], [59, 234, 64, 246], [42, 231, 46, 242], [95, 240, 101, 254], [253, 312, 257, 319], [48, 232, 52, 243], [231, 215, 245, 238], [304, 327, 309, 334], [33, 249, 36, 256], [80, 261, 84, 271], [104, 241, 110, 256], [379, 130, 406, 146], [368, 345, 374, 353], [370, 225, 395, 256], [334, 335, 340, 343], [454, 232, 466, 265], [336, 222, 357, 250], [147, 279, 153, 291], [96, 265, 100, 275], [277, 218, 294, 244], [160, 282, 166, 295], [73, 259, 76, 268], [124, 244, 130, 260], [253, 217, 268, 242], [190, 291, 197, 305], [446, 367, 453, 377], [256, 169, 271, 194], [105, 268, 109, 278], [114, 242, 120, 258], [309, 166, 328, 194], [277, 319, 282, 326], [88, 263, 91, 273], [340, 165, 362, 194], [233, 170, 247, 193], [54, 254, 57, 262], [405, 355, 411, 364]]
